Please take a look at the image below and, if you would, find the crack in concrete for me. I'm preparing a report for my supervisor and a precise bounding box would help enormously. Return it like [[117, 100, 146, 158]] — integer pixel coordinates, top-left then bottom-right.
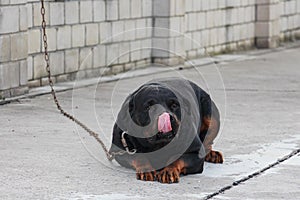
[[203, 148, 300, 200]]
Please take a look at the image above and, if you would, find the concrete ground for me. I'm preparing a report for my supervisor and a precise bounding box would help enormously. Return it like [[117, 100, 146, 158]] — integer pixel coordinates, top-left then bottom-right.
[[1, 46, 300, 200]]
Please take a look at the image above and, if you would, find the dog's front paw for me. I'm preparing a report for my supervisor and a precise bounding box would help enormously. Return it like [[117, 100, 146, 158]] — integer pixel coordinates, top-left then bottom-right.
[[205, 150, 224, 163], [157, 167, 180, 184], [133, 160, 157, 181], [136, 170, 157, 181]]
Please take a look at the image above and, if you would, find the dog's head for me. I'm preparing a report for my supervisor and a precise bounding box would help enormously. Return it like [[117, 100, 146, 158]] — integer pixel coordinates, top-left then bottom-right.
[[128, 83, 181, 147]]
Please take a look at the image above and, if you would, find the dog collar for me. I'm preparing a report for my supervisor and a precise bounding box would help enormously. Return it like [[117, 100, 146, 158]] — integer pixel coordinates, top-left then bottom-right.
[[121, 131, 137, 155]]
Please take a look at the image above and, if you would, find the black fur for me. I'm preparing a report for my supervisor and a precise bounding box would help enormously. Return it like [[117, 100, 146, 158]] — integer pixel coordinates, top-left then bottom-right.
[[109, 78, 220, 175]]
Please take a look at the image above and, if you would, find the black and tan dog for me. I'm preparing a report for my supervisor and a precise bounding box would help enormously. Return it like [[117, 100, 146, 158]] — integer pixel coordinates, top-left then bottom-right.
[[109, 78, 223, 183]]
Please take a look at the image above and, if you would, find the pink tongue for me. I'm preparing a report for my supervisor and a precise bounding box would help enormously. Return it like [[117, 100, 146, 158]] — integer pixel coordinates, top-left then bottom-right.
[[158, 112, 172, 133]]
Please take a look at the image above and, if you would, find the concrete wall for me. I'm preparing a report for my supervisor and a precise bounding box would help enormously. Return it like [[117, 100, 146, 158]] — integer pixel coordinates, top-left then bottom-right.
[[1, 0, 300, 98], [155, 0, 300, 64], [25, 0, 153, 88], [280, 0, 300, 41], [255, 0, 300, 48], [182, 0, 256, 60], [0, 0, 28, 98]]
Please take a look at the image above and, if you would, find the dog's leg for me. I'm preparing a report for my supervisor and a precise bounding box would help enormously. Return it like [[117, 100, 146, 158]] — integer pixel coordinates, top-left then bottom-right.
[[201, 116, 224, 164]]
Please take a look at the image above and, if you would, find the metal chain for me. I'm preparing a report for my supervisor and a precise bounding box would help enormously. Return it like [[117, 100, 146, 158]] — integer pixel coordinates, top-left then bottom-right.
[[40, 0, 129, 161], [203, 148, 300, 199]]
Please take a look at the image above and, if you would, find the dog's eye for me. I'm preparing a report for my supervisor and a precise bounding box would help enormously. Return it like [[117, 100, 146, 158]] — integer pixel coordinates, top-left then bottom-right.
[[171, 103, 178, 110], [168, 99, 179, 111]]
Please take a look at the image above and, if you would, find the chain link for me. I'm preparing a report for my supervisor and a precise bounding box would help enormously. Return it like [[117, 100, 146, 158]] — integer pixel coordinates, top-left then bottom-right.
[[40, 0, 129, 161]]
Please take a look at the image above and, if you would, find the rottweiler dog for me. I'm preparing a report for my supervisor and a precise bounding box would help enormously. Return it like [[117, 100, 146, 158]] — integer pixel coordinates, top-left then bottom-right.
[[109, 78, 223, 184]]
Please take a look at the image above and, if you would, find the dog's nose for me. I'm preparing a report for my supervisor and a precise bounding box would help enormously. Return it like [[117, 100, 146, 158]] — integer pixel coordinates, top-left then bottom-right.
[[158, 112, 172, 133]]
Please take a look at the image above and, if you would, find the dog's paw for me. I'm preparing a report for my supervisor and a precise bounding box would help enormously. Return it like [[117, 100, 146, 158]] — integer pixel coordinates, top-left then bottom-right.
[[157, 167, 180, 184], [136, 170, 157, 181], [205, 150, 224, 164], [132, 159, 156, 181]]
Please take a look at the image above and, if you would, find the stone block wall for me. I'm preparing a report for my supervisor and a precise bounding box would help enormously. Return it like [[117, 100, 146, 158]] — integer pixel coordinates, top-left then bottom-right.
[[0, 0, 300, 98], [26, 0, 152, 88], [279, 0, 300, 41], [152, 0, 257, 65], [184, 0, 256, 59], [255, 0, 300, 48], [0, 0, 28, 98]]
